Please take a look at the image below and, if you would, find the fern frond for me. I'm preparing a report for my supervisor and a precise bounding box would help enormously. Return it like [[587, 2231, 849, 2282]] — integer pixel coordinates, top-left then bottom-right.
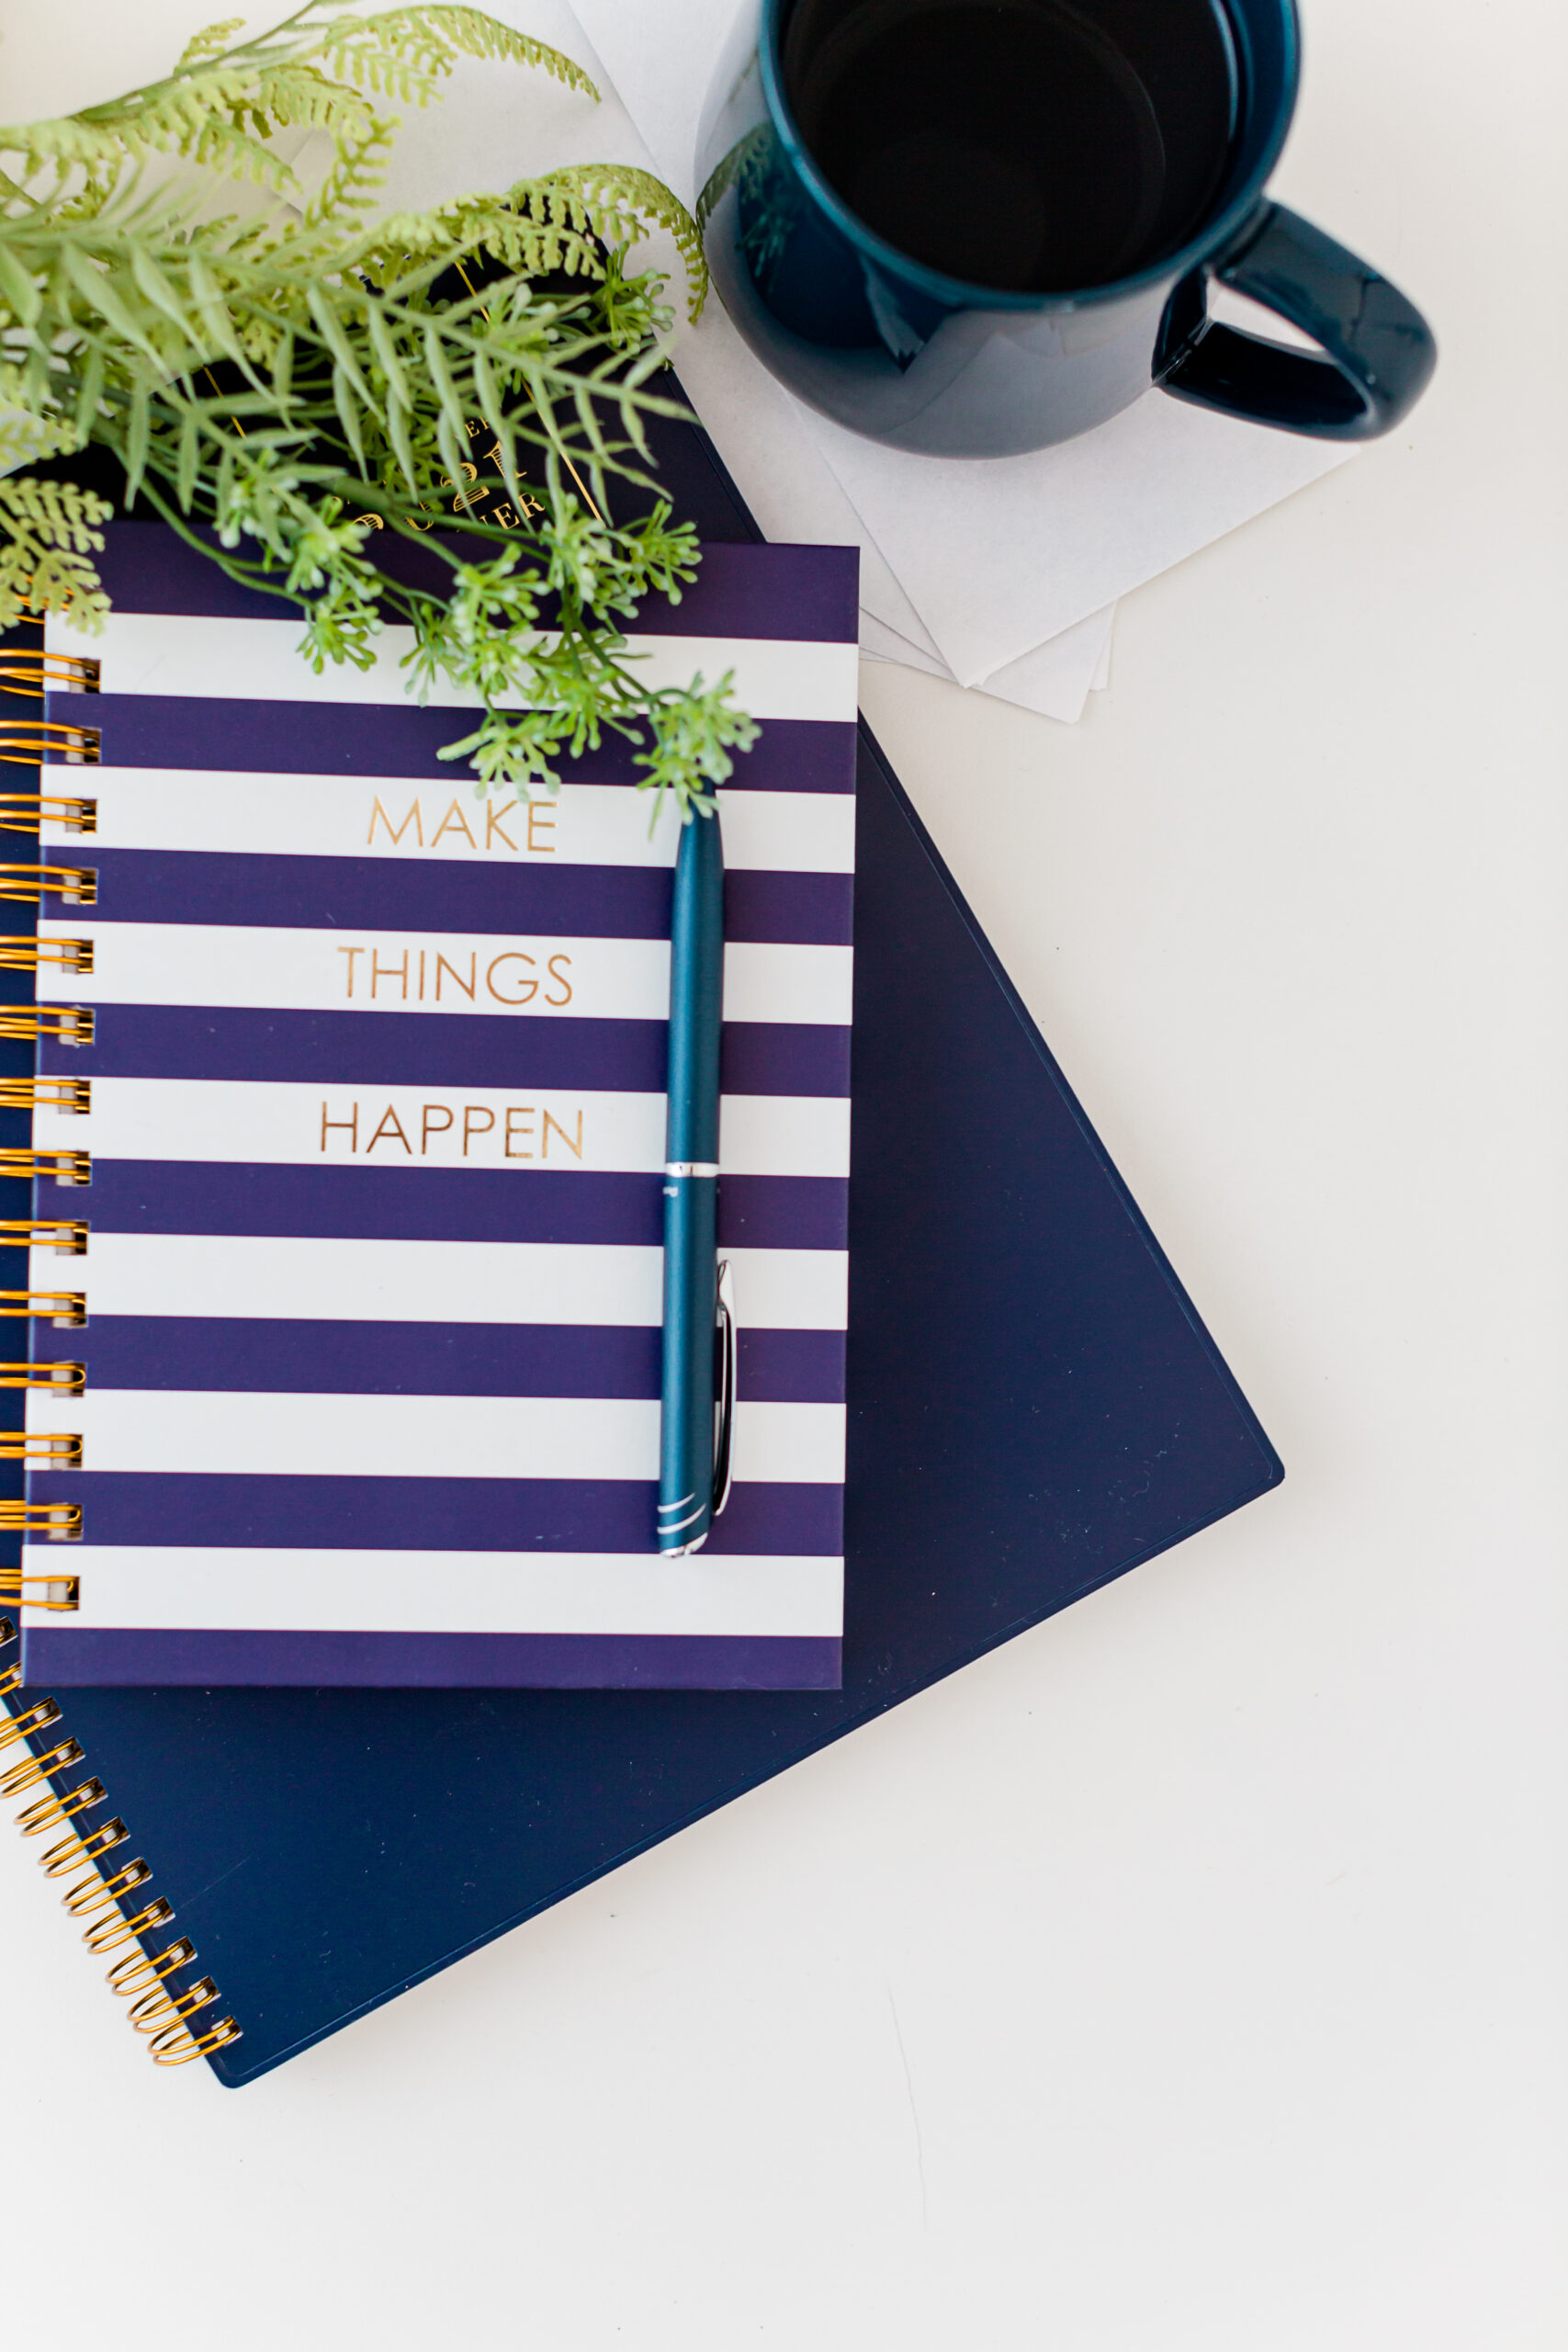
[[0, 473, 112, 629], [175, 19, 248, 74], [539, 164, 708, 320], [300, 10, 598, 105]]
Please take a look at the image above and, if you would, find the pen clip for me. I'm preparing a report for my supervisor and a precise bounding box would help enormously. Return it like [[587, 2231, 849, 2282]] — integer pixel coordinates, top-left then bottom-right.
[[712, 1260, 736, 1520]]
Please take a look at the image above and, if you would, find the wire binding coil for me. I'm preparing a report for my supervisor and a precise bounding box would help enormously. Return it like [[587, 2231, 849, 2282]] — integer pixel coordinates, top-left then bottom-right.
[[0, 1292, 88, 1325], [0, 652, 100, 695], [64, 1856, 152, 1917], [0, 1659, 18, 1701], [0, 1735, 85, 1797], [130, 1974, 220, 2032], [41, 1815, 126, 1877], [0, 1218, 90, 1254], [0, 1507, 84, 1547], [0, 721, 100, 766], [0, 1432, 84, 1467], [17, 1774, 106, 1833], [150, 2015, 243, 2065], [0, 1006, 96, 1045], [107, 1937, 195, 1996], [0, 865, 96, 906], [0, 1361, 87, 1392], [85, 1895, 175, 1955], [0, 1624, 243, 2068], [0, 1073, 93, 1110], [0, 1697, 62, 1750], [0, 938, 94, 976], [0, 793, 97, 837], [0, 1147, 93, 1184]]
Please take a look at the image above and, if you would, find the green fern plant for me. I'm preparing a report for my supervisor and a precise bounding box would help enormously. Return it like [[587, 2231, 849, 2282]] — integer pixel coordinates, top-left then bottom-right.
[[0, 5, 753, 812]]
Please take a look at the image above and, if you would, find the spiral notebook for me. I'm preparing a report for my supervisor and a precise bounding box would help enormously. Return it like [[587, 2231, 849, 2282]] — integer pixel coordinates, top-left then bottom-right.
[[6, 523, 860, 1690], [0, 406, 1281, 2079]]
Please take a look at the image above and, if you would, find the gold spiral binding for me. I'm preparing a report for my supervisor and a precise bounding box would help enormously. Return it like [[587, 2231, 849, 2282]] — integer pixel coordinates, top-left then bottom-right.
[[150, 2015, 243, 2066], [0, 1508, 84, 1548], [17, 1773, 106, 1833], [130, 1973, 220, 2031], [0, 1659, 18, 1701], [40, 1815, 126, 1877], [0, 1433, 83, 1467], [0, 793, 97, 837], [0, 721, 100, 766], [0, 1572, 80, 1611], [0, 1735, 85, 1796], [63, 1856, 151, 1917], [0, 937, 95, 976], [0, 1218, 90, 1254], [0, 1696, 61, 1750], [0, 652, 101, 696], [0, 1074, 93, 1110], [1, 1293, 88, 1325], [0, 1632, 244, 2071], [0, 1361, 87, 1392], [0, 1144, 93, 1182], [0, 865, 96, 906], [85, 1895, 175, 1955], [0, 1006, 96, 1045], [106, 1937, 195, 1996]]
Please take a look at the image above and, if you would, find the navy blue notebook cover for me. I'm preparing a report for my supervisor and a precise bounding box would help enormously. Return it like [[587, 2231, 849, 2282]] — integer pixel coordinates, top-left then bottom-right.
[[0, 406, 1281, 2084]]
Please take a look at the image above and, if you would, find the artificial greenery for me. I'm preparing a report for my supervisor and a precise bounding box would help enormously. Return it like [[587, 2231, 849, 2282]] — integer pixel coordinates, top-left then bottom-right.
[[0, 5, 756, 810]]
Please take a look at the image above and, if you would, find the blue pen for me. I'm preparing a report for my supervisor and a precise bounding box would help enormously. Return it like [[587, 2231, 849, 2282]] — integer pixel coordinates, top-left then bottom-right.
[[657, 806, 735, 1555]]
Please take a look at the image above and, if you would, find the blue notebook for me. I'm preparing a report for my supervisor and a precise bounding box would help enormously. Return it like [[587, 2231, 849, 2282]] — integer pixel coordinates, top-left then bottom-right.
[[0, 411, 1282, 2080], [18, 526, 859, 1690]]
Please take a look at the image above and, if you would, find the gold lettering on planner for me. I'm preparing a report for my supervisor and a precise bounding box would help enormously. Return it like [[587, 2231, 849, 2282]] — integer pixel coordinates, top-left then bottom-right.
[[320, 1099, 587, 1161], [367, 797, 423, 848], [485, 952, 536, 1006], [370, 950, 409, 1001], [365, 1105, 413, 1154], [334, 943, 573, 1008], [363, 794, 558, 855], [541, 1108, 583, 1160], [435, 951, 476, 1002], [429, 798, 478, 850]]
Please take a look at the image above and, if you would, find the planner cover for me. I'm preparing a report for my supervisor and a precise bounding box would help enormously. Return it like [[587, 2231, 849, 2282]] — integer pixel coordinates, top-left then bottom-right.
[[14, 525, 860, 1689]]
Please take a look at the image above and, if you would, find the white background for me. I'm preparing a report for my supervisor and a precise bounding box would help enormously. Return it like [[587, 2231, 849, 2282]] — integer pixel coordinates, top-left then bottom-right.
[[3, 2, 1565, 2346]]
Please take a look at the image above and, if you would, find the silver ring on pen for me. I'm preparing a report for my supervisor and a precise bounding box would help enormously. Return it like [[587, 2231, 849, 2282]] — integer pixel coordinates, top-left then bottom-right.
[[664, 1162, 720, 1178]]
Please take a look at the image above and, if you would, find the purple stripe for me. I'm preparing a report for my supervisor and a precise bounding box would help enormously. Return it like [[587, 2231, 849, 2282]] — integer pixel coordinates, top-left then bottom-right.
[[89, 523, 859, 644], [50, 693, 856, 792], [26, 1474, 843, 1554], [59, 847, 852, 946], [46, 1003, 850, 1098], [25, 1624, 842, 1690], [32, 1317, 845, 1402], [41, 1159, 848, 1248]]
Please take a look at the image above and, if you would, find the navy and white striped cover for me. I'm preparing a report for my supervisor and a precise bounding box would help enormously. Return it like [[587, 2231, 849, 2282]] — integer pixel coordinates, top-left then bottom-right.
[[23, 525, 858, 1688]]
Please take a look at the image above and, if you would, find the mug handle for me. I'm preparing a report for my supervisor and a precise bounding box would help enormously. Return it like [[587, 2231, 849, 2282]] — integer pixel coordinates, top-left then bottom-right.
[[1157, 201, 1437, 440]]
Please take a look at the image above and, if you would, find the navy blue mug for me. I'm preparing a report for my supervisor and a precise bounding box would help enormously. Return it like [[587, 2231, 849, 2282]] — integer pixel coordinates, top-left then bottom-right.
[[695, 0, 1436, 456]]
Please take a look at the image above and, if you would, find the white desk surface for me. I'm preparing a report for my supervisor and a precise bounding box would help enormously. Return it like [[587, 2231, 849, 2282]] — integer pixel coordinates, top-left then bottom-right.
[[3, 3, 1563, 2346]]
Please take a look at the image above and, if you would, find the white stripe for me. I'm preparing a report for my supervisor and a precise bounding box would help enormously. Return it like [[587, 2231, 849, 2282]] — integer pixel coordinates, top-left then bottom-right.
[[26, 1390, 845, 1485], [45, 774, 854, 873], [49, 611, 859, 722], [31, 1233, 849, 1329], [36, 1078, 852, 1178], [41, 923, 853, 1026], [36, 1547, 844, 1637]]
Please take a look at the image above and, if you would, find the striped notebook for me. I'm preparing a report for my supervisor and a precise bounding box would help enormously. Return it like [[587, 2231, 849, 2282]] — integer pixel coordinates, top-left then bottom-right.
[[15, 523, 858, 1689]]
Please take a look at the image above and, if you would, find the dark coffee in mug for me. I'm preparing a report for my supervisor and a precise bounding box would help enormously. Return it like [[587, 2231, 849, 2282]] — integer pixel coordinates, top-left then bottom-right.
[[781, 0, 1240, 292]]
